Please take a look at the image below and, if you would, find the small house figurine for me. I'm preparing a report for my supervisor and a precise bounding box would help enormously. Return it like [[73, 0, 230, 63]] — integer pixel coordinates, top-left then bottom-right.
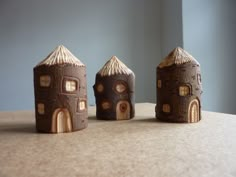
[[156, 47, 202, 123], [93, 56, 135, 120], [34, 45, 88, 133]]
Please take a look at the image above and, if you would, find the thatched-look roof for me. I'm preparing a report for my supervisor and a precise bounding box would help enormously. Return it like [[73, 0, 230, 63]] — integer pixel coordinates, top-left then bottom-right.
[[36, 45, 84, 67], [98, 56, 134, 76], [158, 47, 199, 68]]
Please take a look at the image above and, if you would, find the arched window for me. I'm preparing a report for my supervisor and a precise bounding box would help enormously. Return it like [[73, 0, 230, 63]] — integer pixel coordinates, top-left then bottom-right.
[[197, 74, 202, 84], [40, 75, 51, 87], [179, 85, 190, 96], [162, 104, 170, 113]]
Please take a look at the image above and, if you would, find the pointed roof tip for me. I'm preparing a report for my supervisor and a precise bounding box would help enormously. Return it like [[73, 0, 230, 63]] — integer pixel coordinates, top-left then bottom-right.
[[168, 47, 184, 55], [111, 55, 117, 59], [36, 45, 85, 67], [110, 55, 118, 59], [98, 55, 134, 77], [176, 46, 183, 50], [158, 47, 199, 68]]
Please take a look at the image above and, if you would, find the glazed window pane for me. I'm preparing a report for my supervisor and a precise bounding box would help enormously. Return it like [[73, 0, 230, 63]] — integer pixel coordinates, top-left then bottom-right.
[[65, 81, 77, 92], [157, 80, 162, 88], [162, 104, 170, 113], [37, 103, 45, 115], [40, 75, 51, 87], [197, 74, 202, 84], [179, 86, 190, 96], [79, 101, 86, 111], [116, 83, 126, 93], [97, 84, 104, 93], [102, 101, 111, 110]]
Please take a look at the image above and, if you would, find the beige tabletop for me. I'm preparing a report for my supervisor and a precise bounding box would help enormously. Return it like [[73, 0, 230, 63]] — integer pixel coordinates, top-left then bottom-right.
[[0, 103, 236, 177]]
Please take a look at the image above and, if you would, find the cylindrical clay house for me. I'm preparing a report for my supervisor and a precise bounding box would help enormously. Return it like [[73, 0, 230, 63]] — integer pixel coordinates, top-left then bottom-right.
[[156, 47, 203, 123], [34, 45, 88, 133], [93, 56, 135, 120]]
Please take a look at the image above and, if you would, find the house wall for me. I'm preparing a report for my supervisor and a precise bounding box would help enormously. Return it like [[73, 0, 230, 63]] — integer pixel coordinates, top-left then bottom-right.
[[0, 0, 160, 110], [182, 0, 236, 114]]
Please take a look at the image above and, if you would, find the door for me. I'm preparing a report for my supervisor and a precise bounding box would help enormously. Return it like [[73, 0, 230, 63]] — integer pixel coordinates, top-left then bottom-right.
[[116, 101, 130, 120], [52, 108, 72, 133], [188, 99, 200, 123]]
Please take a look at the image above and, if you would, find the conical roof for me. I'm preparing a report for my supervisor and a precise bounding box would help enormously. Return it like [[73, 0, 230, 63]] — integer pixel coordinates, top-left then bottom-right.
[[36, 45, 85, 67], [98, 56, 134, 76], [158, 47, 199, 68]]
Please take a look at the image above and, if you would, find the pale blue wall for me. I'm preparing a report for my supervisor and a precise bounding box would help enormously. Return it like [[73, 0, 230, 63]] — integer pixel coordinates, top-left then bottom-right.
[[0, 0, 160, 110], [1, 0, 235, 114], [160, 0, 183, 58], [182, 0, 236, 114]]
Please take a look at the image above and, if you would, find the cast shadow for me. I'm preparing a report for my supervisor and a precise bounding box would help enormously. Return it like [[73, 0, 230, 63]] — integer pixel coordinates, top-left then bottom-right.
[[88, 116, 97, 120], [88, 116, 165, 123], [130, 117, 159, 123], [130, 117, 174, 124], [0, 123, 36, 134], [88, 116, 118, 123]]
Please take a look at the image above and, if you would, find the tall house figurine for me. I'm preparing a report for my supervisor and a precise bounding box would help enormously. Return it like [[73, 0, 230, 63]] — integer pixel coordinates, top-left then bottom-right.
[[93, 56, 135, 120], [156, 47, 203, 123], [34, 45, 88, 133]]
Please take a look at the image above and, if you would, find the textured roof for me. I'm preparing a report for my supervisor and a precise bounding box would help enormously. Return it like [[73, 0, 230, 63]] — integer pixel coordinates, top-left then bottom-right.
[[98, 56, 134, 76], [36, 45, 84, 67], [158, 47, 199, 68]]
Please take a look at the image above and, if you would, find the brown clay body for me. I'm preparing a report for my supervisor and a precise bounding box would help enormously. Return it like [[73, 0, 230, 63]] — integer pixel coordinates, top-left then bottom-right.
[[156, 47, 203, 123], [34, 45, 88, 133], [93, 56, 135, 120]]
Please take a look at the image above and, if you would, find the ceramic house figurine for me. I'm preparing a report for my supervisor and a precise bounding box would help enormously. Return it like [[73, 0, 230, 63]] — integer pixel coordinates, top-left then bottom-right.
[[156, 47, 202, 123], [34, 45, 88, 133], [93, 56, 135, 120]]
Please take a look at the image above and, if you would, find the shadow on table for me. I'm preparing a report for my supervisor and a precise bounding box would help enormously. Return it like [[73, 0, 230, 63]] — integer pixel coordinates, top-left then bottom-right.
[[0, 123, 36, 134], [89, 116, 166, 124], [130, 117, 175, 124]]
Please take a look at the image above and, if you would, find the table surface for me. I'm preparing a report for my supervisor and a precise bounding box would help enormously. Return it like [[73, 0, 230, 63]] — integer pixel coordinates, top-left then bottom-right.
[[0, 103, 236, 177]]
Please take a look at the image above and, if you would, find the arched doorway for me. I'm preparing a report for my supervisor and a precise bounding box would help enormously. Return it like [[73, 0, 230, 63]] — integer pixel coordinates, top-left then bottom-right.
[[188, 99, 200, 123], [116, 101, 130, 120], [51, 108, 72, 133]]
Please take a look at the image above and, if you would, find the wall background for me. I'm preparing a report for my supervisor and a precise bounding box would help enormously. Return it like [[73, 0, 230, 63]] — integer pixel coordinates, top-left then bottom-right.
[[182, 0, 236, 114], [0, 0, 235, 114], [160, 0, 183, 57], [0, 0, 160, 110]]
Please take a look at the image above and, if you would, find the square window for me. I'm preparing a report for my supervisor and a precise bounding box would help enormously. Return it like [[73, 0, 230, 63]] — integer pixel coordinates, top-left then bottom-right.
[[40, 75, 51, 87], [79, 100, 86, 111], [162, 104, 170, 113], [65, 80, 77, 92], [157, 80, 162, 88], [37, 103, 45, 115], [179, 86, 190, 96]]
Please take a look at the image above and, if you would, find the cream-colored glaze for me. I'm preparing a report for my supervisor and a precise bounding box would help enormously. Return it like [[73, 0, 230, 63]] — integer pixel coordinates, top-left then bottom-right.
[[52, 108, 72, 133], [188, 99, 200, 123], [98, 56, 134, 76], [158, 47, 199, 68], [36, 45, 84, 67], [116, 100, 130, 120]]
